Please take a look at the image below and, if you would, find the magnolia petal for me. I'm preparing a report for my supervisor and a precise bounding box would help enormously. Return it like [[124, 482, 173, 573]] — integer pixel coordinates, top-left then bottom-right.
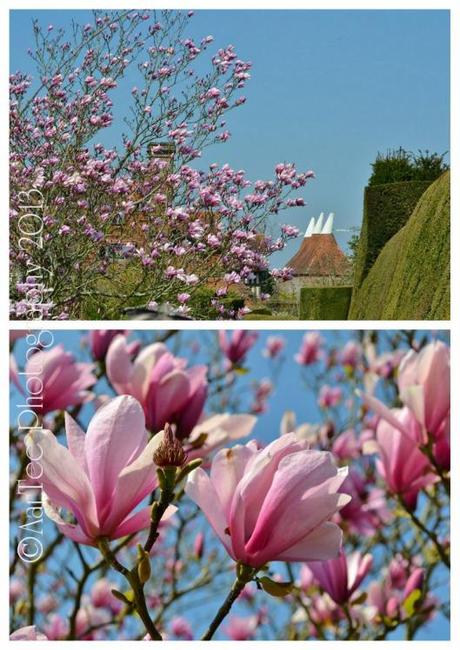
[[274, 522, 343, 562], [85, 395, 147, 515], [185, 467, 234, 557]]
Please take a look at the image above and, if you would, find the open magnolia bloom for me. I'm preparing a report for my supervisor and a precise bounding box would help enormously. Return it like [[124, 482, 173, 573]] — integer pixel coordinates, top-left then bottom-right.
[[26, 395, 176, 545], [186, 413, 257, 460], [106, 336, 208, 439], [185, 433, 351, 568]]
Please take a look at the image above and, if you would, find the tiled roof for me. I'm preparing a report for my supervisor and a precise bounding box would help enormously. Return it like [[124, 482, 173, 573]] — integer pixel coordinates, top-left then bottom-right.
[[286, 234, 351, 277]]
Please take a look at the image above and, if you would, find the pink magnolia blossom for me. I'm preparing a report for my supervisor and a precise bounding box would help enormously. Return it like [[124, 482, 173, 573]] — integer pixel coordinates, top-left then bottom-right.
[[397, 341, 450, 441], [89, 329, 131, 361], [318, 385, 342, 409], [43, 614, 69, 640], [193, 531, 205, 559], [170, 616, 193, 640], [90, 578, 123, 614], [219, 330, 259, 366], [374, 407, 436, 509], [332, 429, 361, 460], [25, 395, 175, 545], [263, 335, 285, 359], [10, 626, 48, 640], [403, 567, 424, 600], [339, 341, 362, 370], [186, 412, 256, 459], [225, 615, 259, 640], [21, 345, 96, 415], [106, 336, 207, 438], [295, 332, 323, 365], [337, 470, 389, 537], [308, 550, 373, 605], [185, 434, 350, 568]]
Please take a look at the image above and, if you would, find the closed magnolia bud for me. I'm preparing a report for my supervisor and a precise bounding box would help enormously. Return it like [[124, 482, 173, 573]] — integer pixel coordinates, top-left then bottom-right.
[[193, 532, 204, 559], [403, 568, 424, 600], [138, 553, 151, 584]]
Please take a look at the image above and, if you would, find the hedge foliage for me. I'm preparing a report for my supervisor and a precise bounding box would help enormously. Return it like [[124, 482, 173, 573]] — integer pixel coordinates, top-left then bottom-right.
[[349, 171, 450, 320], [299, 286, 352, 320], [368, 148, 448, 186], [352, 180, 432, 290]]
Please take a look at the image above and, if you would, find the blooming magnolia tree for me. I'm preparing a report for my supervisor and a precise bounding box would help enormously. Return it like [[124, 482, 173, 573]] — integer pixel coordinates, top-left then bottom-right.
[[10, 330, 450, 640], [10, 10, 309, 320]]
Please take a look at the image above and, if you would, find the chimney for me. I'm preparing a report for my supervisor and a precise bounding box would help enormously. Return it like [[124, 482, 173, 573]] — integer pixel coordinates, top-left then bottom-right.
[[304, 216, 316, 238], [322, 212, 335, 234], [313, 212, 324, 234]]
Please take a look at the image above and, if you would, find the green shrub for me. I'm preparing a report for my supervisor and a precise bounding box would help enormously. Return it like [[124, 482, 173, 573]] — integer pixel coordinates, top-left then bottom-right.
[[369, 147, 448, 186], [349, 172, 450, 320], [353, 180, 432, 290], [188, 287, 244, 319], [299, 286, 352, 320]]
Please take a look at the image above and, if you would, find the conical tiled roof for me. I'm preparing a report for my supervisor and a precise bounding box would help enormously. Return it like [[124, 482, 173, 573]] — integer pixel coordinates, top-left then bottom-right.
[[286, 233, 350, 277]]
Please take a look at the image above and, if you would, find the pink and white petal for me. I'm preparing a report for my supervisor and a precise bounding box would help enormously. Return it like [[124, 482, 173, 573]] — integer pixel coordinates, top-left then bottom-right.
[[43, 493, 94, 545], [131, 343, 169, 400], [210, 444, 257, 520], [100, 434, 164, 533], [274, 522, 343, 562], [85, 395, 147, 514], [64, 412, 88, 474], [185, 467, 234, 557], [154, 370, 191, 426], [26, 429, 98, 538], [112, 504, 177, 540], [106, 335, 136, 395], [359, 392, 408, 435], [247, 490, 351, 565]]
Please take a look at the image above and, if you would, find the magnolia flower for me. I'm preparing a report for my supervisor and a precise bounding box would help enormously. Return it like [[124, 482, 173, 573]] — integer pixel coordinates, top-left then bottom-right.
[[339, 341, 362, 370], [225, 615, 259, 640], [10, 626, 48, 640], [26, 396, 175, 545], [186, 413, 257, 459], [185, 434, 350, 568], [219, 330, 259, 365], [20, 345, 96, 415], [170, 616, 193, 640], [295, 332, 323, 365], [89, 330, 130, 361], [375, 407, 436, 509], [90, 578, 123, 614], [262, 336, 285, 359], [308, 550, 373, 605], [318, 385, 342, 409], [397, 341, 450, 441], [106, 336, 207, 438]]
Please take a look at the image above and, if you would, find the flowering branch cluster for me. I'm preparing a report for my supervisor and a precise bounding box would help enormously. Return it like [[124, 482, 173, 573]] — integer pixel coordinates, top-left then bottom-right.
[[10, 10, 311, 320]]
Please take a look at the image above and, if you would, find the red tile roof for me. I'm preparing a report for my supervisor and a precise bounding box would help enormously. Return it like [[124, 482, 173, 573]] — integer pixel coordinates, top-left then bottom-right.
[[286, 234, 350, 277]]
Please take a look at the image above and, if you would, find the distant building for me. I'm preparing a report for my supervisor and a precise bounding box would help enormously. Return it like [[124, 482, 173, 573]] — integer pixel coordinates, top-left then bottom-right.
[[283, 212, 351, 295]]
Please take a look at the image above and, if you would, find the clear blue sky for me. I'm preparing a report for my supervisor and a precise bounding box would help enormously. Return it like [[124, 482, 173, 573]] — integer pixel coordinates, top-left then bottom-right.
[[10, 9, 450, 266]]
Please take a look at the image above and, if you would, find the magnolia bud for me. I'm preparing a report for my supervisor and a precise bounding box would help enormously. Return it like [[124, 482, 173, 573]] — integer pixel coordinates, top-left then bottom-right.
[[138, 552, 152, 584], [193, 532, 205, 559], [153, 423, 187, 468]]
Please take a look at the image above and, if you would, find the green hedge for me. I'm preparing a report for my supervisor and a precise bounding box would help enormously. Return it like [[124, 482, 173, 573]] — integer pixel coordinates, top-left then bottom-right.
[[299, 286, 352, 320], [353, 180, 432, 290], [349, 172, 450, 320]]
